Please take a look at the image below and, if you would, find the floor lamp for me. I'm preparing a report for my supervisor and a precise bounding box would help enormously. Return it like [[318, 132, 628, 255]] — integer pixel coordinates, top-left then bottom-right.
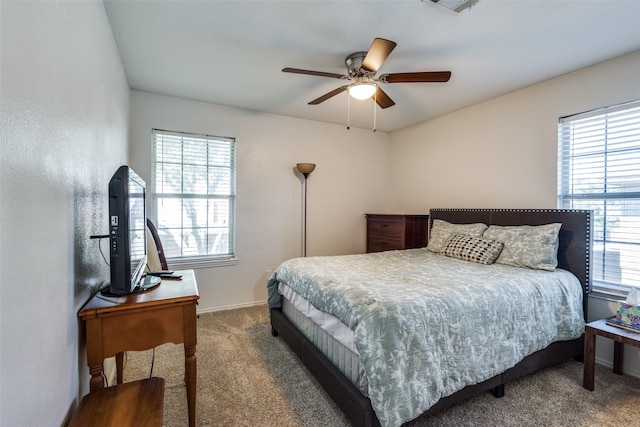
[[296, 163, 316, 257]]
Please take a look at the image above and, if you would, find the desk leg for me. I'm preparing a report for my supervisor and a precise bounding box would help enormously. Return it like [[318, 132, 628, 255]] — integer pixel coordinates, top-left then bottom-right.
[[184, 304, 197, 427], [116, 351, 124, 384], [583, 327, 596, 391], [86, 319, 105, 391], [613, 341, 624, 375], [185, 344, 197, 427], [89, 364, 105, 391]]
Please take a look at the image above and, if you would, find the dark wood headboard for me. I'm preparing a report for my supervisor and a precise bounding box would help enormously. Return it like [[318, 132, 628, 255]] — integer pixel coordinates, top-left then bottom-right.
[[429, 209, 592, 317]]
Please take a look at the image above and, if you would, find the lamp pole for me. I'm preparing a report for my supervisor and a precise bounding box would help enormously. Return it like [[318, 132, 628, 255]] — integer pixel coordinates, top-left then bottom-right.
[[296, 163, 316, 257]]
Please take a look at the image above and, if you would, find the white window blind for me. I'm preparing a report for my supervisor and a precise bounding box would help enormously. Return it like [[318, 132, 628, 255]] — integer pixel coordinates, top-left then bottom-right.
[[558, 100, 640, 295], [152, 129, 236, 268]]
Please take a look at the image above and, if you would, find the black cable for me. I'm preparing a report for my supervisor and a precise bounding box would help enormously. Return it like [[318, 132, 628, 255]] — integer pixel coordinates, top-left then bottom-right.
[[90, 235, 110, 266], [149, 347, 156, 378]]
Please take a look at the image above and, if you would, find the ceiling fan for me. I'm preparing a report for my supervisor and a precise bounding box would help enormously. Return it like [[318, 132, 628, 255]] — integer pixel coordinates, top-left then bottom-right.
[[283, 38, 451, 109]]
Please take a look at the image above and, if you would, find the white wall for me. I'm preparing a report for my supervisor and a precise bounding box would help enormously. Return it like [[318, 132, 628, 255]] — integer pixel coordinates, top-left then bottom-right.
[[390, 50, 640, 375], [0, 2, 129, 425], [390, 50, 640, 212], [129, 91, 393, 311]]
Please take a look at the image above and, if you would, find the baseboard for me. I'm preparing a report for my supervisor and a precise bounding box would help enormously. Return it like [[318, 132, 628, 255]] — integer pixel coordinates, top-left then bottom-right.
[[196, 300, 267, 314], [595, 355, 640, 379]]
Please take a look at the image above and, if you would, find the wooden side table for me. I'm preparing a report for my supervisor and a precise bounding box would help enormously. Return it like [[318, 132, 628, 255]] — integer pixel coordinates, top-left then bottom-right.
[[79, 270, 199, 427], [583, 318, 640, 391]]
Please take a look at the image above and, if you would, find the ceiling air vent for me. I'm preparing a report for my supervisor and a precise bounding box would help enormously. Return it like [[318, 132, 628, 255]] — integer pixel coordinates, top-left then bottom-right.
[[430, 0, 478, 13]]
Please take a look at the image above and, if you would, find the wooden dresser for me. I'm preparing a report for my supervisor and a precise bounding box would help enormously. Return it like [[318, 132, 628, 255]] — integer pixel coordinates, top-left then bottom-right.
[[365, 214, 429, 253]]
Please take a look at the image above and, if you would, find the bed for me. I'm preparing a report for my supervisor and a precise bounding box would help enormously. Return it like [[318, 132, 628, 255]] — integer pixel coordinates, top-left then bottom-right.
[[267, 209, 592, 427]]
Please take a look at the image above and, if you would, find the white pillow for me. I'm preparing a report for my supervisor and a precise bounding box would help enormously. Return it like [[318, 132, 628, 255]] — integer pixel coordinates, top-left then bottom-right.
[[482, 223, 562, 271]]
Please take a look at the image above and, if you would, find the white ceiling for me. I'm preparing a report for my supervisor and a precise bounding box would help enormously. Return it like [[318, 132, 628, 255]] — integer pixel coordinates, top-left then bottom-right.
[[104, 0, 640, 132]]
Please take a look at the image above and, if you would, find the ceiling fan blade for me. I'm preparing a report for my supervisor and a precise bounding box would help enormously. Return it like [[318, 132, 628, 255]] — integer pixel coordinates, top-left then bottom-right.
[[380, 71, 452, 83], [308, 85, 349, 105], [282, 67, 346, 79], [362, 38, 397, 73], [374, 87, 395, 109]]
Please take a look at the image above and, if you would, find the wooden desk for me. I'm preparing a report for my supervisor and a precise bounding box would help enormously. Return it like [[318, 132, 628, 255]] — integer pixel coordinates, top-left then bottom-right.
[[583, 318, 640, 391], [79, 270, 199, 427]]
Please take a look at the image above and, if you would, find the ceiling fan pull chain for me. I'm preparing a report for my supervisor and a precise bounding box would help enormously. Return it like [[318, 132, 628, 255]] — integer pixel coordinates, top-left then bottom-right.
[[372, 91, 377, 132], [347, 93, 351, 130]]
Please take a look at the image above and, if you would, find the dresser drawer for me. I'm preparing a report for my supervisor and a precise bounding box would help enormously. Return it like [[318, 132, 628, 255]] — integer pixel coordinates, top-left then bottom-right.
[[367, 235, 405, 252], [367, 217, 405, 239]]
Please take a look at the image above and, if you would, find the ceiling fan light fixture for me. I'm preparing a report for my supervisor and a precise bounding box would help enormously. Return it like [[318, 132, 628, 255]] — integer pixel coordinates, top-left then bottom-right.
[[348, 83, 377, 100]]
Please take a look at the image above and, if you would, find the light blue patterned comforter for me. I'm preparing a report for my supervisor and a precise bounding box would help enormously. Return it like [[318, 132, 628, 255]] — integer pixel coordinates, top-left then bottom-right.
[[267, 249, 584, 427]]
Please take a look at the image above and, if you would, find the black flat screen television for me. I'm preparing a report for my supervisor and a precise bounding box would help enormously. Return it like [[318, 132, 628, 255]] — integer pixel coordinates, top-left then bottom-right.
[[108, 165, 148, 295]]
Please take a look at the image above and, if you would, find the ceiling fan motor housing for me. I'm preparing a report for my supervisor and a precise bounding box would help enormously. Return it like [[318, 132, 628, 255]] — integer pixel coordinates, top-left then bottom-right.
[[345, 52, 374, 78]]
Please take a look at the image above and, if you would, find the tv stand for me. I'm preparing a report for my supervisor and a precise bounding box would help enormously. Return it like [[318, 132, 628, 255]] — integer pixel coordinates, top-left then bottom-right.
[[79, 270, 199, 427]]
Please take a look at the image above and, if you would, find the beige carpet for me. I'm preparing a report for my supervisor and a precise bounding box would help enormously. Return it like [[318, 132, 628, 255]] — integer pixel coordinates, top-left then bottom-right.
[[122, 304, 640, 426]]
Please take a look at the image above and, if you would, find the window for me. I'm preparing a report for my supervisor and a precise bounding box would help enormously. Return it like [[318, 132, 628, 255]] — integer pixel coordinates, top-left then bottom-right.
[[558, 100, 640, 295], [152, 129, 236, 268]]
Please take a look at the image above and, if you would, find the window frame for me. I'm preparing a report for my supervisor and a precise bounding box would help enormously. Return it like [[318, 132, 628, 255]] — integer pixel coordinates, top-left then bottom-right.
[[151, 128, 237, 270], [558, 99, 640, 297]]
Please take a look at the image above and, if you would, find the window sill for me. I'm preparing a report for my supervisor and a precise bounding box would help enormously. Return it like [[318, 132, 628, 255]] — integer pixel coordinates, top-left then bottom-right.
[[589, 289, 627, 303], [167, 256, 238, 270]]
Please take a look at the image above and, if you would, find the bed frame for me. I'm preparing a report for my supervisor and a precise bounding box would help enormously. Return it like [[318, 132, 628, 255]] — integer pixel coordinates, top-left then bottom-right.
[[270, 208, 592, 426]]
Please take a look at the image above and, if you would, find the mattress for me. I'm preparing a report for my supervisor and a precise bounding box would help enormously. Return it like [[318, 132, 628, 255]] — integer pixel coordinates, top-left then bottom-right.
[[279, 282, 369, 395]]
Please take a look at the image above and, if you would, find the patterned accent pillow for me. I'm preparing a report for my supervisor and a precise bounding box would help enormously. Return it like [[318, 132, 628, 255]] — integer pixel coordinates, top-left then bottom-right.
[[482, 223, 562, 271], [427, 220, 488, 253], [440, 234, 504, 265]]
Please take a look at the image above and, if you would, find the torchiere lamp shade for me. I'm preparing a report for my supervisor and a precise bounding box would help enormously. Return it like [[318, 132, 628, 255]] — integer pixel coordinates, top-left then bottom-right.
[[296, 163, 316, 176]]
